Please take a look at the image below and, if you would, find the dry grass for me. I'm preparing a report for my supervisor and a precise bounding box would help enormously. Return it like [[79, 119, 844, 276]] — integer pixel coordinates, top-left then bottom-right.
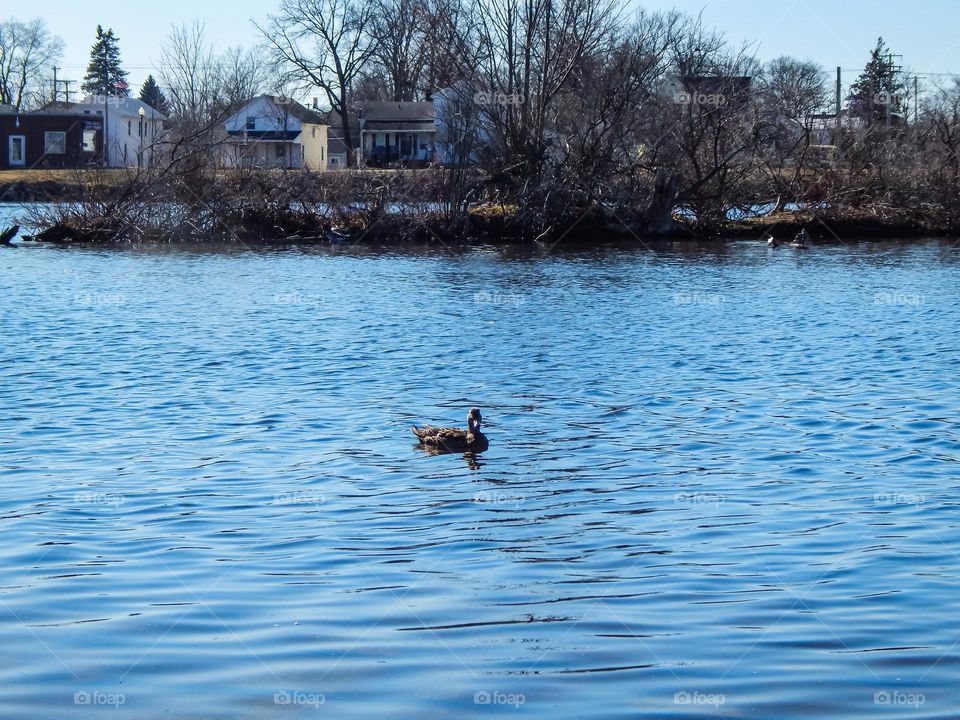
[[0, 168, 130, 185]]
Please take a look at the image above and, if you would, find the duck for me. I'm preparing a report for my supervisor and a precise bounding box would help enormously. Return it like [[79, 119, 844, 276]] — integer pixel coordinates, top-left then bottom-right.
[[790, 228, 810, 248], [411, 407, 489, 453], [765, 234, 779, 247]]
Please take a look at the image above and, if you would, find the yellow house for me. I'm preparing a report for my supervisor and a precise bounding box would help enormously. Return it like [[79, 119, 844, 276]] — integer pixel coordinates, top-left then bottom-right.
[[300, 122, 328, 171]]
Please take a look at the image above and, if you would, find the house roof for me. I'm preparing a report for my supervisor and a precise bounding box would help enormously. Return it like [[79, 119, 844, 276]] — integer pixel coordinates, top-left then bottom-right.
[[39, 97, 167, 120], [243, 95, 327, 125], [360, 101, 434, 122]]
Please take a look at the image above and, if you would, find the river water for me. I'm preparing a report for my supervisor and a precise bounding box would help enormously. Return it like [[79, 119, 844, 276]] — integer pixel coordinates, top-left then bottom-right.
[[1, 209, 959, 718]]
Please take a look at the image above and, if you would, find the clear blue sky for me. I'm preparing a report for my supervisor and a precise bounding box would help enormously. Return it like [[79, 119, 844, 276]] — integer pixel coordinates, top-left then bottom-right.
[[31, 0, 960, 95]]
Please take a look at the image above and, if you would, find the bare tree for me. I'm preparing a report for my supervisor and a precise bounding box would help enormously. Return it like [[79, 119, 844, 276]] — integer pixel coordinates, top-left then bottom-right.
[[553, 10, 674, 197], [159, 21, 221, 123], [367, 0, 426, 101], [638, 14, 763, 229], [761, 56, 829, 121], [0, 17, 63, 111], [477, 0, 622, 166], [256, 0, 376, 166], [217, 46, 271, 114]]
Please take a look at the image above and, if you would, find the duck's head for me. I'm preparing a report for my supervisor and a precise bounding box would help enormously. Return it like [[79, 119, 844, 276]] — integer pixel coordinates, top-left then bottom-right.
[[468, 407, 483, 433]]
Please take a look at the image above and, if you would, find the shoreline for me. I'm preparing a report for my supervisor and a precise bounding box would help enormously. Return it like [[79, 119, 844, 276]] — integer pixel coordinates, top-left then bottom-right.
[[3, 172, 958, 246]]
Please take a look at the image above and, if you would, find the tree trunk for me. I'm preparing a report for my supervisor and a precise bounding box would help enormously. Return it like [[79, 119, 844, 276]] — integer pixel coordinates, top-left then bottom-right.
[[647, 169, 678, 233]]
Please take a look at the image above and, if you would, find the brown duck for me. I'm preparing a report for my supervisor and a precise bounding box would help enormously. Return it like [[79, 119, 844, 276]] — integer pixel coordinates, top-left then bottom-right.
[[411, 408, 489, 453]]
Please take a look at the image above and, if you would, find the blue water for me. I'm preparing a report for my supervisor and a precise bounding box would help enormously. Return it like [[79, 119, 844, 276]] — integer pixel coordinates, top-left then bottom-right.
[[2, 209, 959, 718]]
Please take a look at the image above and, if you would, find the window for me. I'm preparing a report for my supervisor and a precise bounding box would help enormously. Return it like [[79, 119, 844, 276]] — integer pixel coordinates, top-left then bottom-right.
[[330, 157, 339, 166], [8, 136, 26, 166], [44, 131, 67, 155], [82, 131, 97, 153], [128, 120, 132, 136], [246, 116, 256, 130], [276, 144, 286, 159]]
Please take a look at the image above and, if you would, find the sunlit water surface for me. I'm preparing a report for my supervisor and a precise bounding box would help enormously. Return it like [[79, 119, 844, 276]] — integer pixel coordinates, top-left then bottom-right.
[[1, 208, 959, 718]]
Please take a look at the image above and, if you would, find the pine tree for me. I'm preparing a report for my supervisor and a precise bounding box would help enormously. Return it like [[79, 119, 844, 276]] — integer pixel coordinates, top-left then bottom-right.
[[139, 75, 169, 113], [81, 25, 129, 97], [847, 37, 904, 124]]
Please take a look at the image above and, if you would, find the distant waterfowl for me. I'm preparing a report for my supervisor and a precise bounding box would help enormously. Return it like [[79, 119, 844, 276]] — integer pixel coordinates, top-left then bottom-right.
[[791, 228, 810, 248], [765, 234, 780, 247], [411, 407, 489, 453]]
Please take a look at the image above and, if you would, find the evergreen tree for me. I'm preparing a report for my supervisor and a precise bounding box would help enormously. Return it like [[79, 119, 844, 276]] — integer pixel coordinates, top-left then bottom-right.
[[81, 25, 129, 97], [139, 74, 169, 113], [847, 37, 904, 124]]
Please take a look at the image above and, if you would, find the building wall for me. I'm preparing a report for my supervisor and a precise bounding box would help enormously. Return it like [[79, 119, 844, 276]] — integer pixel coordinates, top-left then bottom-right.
[[301, 123, 328, 171], [45, 99, 165, 168], [104, 112, 164, 168], [0, 114, 101, 169]]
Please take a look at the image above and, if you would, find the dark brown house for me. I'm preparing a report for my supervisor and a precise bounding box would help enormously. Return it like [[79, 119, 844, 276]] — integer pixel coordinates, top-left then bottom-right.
[[0, 112, 102, 170]]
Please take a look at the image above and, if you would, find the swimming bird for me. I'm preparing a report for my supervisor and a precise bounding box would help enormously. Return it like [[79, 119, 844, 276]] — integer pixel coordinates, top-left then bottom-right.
[[791, 228, 810, 248], [411, 408, 489, 453], [765, 234, 779, 247]]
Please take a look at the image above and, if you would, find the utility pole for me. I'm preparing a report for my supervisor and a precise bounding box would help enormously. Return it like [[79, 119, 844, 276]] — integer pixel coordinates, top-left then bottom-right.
[[835, 66, 842, 131], [914, 75, 919, 124], [886, 52, 903, 128], [52, 76, 75, 104]]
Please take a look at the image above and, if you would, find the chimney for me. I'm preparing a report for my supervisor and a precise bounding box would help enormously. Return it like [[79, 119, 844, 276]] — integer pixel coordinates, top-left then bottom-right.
[[312, 97, 319, 109]]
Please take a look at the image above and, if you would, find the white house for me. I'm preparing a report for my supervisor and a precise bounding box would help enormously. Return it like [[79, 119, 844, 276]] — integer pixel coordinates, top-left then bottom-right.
[[222, 95, 328, 171], [40, 97, 165, 168], [358, 101, 436, 167]]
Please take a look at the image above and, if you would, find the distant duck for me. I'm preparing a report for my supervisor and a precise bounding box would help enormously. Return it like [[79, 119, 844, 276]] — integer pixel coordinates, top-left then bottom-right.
[[411, 407, 489, 453], [791, 228, 810, 248], [765, 234, 780, 247]]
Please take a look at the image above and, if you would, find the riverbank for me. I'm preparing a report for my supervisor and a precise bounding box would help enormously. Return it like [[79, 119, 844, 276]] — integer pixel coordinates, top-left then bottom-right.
[[4, 168, 958, 245]]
